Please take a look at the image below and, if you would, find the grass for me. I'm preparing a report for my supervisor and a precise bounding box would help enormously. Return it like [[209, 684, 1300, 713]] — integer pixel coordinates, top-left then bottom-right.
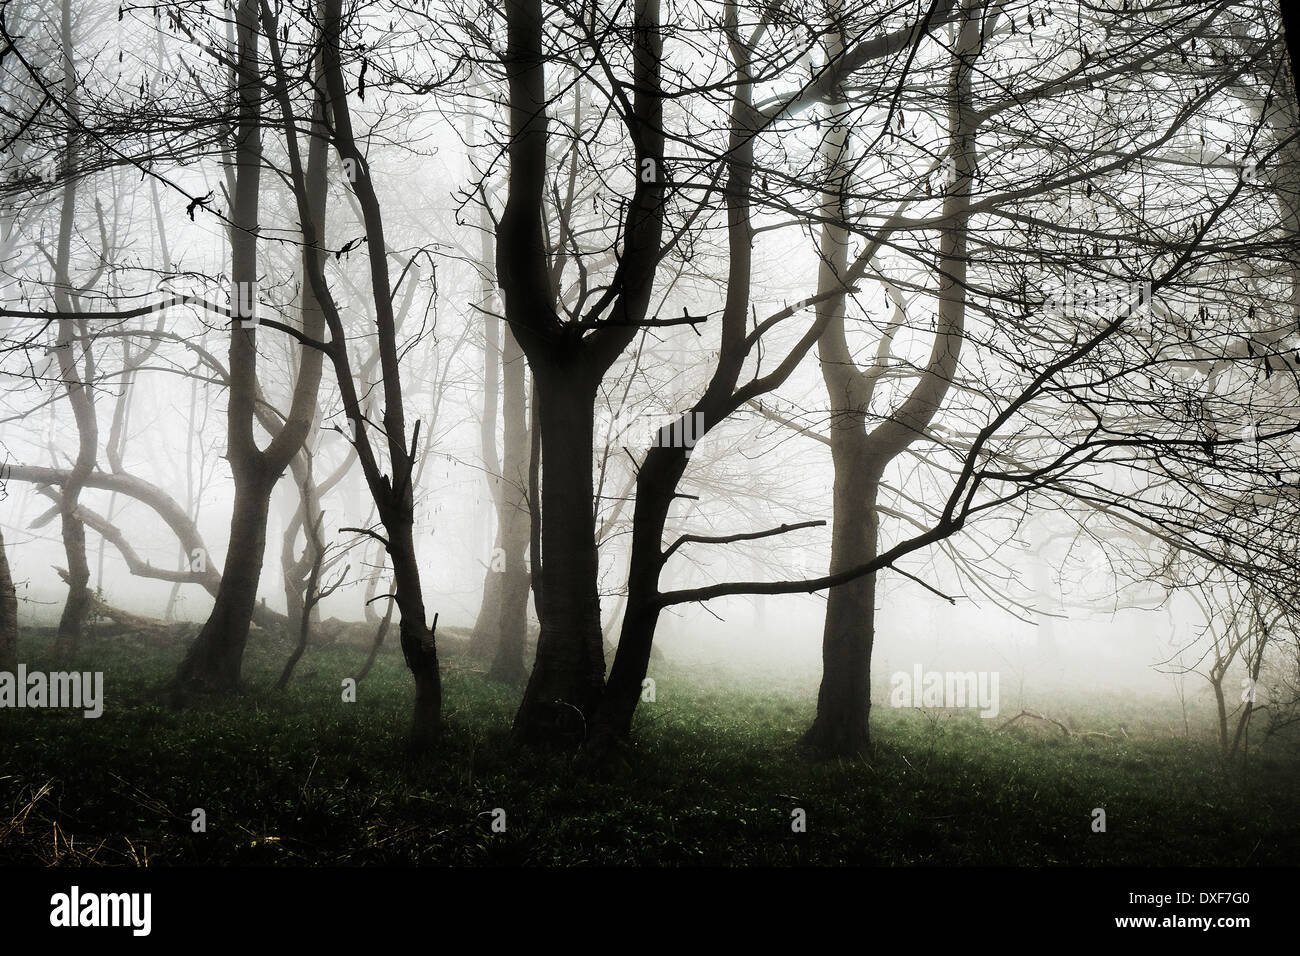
[[1, 627, 1297, 866]]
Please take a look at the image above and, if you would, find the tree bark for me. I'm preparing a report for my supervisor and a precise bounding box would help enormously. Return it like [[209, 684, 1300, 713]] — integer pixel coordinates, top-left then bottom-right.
[[511, 366, 606, 742], [800, 455, 878, 757], [175, 470, 274, 692], [383, 515, 440, 751], [589, 450, 678, 742]]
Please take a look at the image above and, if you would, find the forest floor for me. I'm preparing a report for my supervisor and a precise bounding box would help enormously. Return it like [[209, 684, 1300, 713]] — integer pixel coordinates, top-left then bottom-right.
[[1, 628, 1297, 865]]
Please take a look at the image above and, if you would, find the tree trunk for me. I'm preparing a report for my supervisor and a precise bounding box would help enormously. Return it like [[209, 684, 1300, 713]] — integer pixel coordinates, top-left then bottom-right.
[[355, 592, 393, 683], [800, 33, 871, 755], [801, 455, 878, 757], [172, 0, 325, 697], [276, 509, 324, 691], [52, 0, 95, 660], [467, 81, 504, 662], [587, 2, 751, 752], [802, 0, 977, 757], [0, 529, 18, 672], [174, 469, 273, 693], [589, 447, 679, 747], [383, 516, 441, 750], [54, 490, 92, 658], [489, 552, 530, 683], [487, 324, 531, 683], [512, 366, 605, 744], [470, 560, 504, 659]]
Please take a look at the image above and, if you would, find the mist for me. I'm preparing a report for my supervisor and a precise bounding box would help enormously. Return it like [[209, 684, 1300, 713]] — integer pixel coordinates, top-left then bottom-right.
[[0, 0, 1297, 908]]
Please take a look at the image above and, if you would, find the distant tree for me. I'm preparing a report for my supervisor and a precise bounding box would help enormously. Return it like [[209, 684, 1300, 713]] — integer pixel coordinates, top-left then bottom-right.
[[0, 527, 17, 672], [466, 139, 532, 683]]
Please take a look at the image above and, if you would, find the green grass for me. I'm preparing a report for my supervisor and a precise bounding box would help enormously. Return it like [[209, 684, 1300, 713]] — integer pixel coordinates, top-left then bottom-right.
[[1, 629, 1297, 865]]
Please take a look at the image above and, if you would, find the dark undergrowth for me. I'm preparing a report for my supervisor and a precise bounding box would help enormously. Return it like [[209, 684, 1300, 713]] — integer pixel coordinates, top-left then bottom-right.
[[1, 629, 1296, 865]]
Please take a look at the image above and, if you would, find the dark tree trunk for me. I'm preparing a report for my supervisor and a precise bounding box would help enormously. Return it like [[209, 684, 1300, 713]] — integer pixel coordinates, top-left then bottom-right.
[[800, 455, 878, 757], [587, 5, 752, 754], [512, 367, 606, 743], [266, 0, 443, 747], [175, 470, 273, 693], [0, 529, 18, 673], [275, 606, 311, 692], [589, 447, 679, 747], [173, 0, 324, 698], [54, 496, 91, 658], [801, 0, 975, 758], [590, 597, 660, 745], [382, 512, 441, 750], [276, 508, 324, 691], [497, 0, 664, 746]]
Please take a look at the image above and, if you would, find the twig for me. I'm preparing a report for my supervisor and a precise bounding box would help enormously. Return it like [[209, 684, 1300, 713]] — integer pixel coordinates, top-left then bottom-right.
[[995, 709, 1072, 737]]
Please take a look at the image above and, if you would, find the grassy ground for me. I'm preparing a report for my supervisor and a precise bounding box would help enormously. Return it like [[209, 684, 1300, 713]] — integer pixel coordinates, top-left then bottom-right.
[[1, 628, 1297, 865]]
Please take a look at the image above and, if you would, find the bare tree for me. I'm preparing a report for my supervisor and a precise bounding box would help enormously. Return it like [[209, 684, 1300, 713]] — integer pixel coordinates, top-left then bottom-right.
[[174, 0, 328, 697]]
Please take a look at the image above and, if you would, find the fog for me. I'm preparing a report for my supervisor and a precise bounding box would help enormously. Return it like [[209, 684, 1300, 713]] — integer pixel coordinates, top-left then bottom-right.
[[2, 0, 1297, 777]]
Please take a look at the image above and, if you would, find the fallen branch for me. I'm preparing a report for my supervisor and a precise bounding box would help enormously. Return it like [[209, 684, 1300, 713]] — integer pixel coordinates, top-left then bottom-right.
[[995, 709, 1072, 737]]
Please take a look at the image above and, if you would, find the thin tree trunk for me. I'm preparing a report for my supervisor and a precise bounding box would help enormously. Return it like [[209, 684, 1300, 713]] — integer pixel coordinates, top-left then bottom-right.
[[263, 0, 444, 747], [384, 517, 440, 750], [52, 0, 95, 660], [590, 449, 678, 743], [469, 199, 504, 659], [487, 324, 530, 683], [356, 589, 394, 683], [587, 4, 753, 750], [276, 509, 326, 691], [0, 529, 18, 673], [1213, 674, 1230, 755]]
